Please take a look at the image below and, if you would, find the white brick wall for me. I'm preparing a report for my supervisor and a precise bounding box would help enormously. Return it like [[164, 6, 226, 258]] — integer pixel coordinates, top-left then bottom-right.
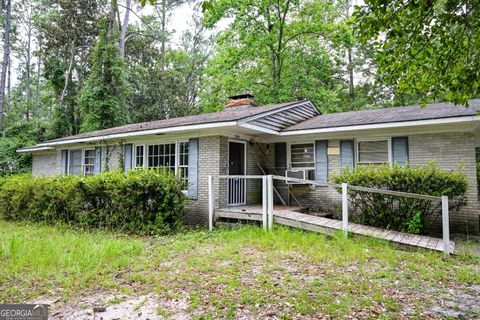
[[409, 132, 479, 235], [32, 153, 60, 177]]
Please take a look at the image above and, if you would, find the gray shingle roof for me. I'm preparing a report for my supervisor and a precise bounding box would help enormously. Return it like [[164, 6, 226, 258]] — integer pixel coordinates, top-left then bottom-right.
[[45, 101, 299, 144], [282, 99, 480, 132]]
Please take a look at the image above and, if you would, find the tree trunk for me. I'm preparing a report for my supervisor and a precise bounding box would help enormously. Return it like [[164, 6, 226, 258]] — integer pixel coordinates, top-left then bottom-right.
[[160, 0, 167, 70], [26, 9, 33, 105], [35, 36, 43, 119], [7, 55, 11, 113], [119, 0, 132, 58], [348, 48, 355, 101], [0, 0, 12, 131]]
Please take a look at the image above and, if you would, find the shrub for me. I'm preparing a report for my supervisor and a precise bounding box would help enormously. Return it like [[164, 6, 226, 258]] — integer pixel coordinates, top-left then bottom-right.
[[332, 162, 468, 234], [0, 169, 187, 235]]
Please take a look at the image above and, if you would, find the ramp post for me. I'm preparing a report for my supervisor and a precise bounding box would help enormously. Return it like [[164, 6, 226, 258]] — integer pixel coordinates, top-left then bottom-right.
[[442, 195, 450, 257], [342, 183, 348, 236], [267, 175, 274, 230], [208, 175, 214, 231], [262, 175, 268, 230]]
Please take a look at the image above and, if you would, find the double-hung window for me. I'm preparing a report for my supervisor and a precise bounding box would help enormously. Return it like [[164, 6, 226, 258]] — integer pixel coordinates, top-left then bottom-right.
[[134, 141, 189, 187], [289, 143, 315, 180], [148, 143, 176, 172], [134, 145, 145, 169], [356, 139, 390, 165], [178, 142, 189, 184], [83, 149, 95, 176]]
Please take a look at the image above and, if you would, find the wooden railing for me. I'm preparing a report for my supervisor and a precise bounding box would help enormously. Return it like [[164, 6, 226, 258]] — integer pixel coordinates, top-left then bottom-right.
[[208, 174, 451, 257]]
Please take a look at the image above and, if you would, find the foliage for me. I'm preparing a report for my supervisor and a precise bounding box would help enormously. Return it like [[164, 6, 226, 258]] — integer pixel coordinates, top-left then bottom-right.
[[41, 0, 108, 137], [124, 14, 211, 123], [0, 169, 187, 235], [79, 17, 129, 132], [0, 122, 48, 175], [354, 0, 480, 106], [200, 0, 353, 113], [332, 162, 468, 234]]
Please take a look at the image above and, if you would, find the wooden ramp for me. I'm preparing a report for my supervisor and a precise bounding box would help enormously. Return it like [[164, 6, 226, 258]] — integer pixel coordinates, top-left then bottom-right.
[[215, 205, 455, 254]]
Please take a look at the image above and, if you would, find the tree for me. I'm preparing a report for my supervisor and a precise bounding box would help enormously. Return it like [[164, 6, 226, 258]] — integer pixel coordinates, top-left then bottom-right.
[[0, 0, 12, 131], [354, 0, 480, 106], [42, 0, 108, 137], [78, 8, 129, 132], [201, 0, 351, 112], [124, 11, 211, 122]]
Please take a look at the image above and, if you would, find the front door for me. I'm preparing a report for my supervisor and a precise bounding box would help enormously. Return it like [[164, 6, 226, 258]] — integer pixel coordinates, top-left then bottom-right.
[[228, 141, 246, 206]]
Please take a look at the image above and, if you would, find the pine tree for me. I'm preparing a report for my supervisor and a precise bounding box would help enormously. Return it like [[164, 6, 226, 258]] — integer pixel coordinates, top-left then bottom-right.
[[79, 11, 128, 133]]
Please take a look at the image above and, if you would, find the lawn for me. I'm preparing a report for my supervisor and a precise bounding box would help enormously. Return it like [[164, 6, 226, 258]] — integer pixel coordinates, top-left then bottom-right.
[[0, 221, 479, 319]]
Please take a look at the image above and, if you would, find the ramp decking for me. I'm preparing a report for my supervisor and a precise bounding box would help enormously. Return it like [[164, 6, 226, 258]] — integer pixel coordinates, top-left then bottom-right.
[[215, 205, 455, 254]]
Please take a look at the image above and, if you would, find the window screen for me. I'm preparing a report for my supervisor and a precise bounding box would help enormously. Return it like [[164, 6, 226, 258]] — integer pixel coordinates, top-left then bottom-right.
[[290, 143, 315, 168], [357, 140, 389, 164], [69, 150, 82, 176]]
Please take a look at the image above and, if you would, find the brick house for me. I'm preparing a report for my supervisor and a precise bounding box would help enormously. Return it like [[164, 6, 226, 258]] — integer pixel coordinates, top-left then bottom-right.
[[18, 95, 480, 235]]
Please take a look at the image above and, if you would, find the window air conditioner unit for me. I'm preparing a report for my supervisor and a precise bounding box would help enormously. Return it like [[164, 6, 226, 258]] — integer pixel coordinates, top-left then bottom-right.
[[285, 169, 307, 185]]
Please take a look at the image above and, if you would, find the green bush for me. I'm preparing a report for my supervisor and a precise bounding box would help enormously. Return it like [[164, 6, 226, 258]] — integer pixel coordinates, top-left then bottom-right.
[[332, 162, 468, 234], [0, 169, 187, 235]]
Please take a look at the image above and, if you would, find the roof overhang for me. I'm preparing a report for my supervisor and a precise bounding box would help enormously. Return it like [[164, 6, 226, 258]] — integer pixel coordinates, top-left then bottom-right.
[[17, 146, 55, 153], [279, 115, 480, 136]]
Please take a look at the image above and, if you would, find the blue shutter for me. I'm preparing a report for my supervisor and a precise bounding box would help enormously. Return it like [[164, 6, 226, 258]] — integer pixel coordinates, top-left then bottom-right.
[[340, 140, 355, 171], [94, 147, 102, 174], [392, 137, 409, 166], [124, 144, 133, 172], [188, 138, 199, 199], [275, 142, 287, 175], [60, 150, 68, 175], [315, 140, 328, 182]]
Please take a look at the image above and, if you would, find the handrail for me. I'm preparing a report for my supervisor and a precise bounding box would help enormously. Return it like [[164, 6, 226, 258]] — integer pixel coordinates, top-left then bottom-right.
[[272, 175, 442, 201], [256, 163, 287, 206], [217, 175, 264, 179], [348, 185, 441, 201]]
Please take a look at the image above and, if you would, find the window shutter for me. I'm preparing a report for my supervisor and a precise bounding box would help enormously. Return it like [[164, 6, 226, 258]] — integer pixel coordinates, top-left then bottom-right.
[[392, 137, 409, 166], [315, 140, 328, 182], [60, 150, 68, 175], [94, 147, 102, 174], [340, 140, 355, 170], [188, 138, 199, 199], [124, 144, 133, 172], [275, 142, 287, 175]]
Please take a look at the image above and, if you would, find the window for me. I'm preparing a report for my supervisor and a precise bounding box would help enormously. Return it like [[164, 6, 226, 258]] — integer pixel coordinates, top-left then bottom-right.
[[135, 141, 189, 189], [148, 143, 176, 172], [83, 149, 95, 176], [178, 142, 189, 184], [135, 145, 144, 168], [290, 143, 315, 168], [69, 150, 82, 176], [289, 143, 315, 180], [357, 139, 390, 164]]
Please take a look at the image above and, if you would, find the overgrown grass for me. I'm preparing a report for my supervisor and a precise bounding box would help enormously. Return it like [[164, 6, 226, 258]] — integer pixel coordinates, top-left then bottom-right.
[[0, 221, 479, 318]]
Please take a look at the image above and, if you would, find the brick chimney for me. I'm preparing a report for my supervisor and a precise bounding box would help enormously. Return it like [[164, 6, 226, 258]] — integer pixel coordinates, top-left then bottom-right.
[[224, 93, 258, 111]]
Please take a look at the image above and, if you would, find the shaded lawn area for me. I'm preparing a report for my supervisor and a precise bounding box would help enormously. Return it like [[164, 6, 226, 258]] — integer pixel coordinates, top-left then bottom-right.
[[0, 221, 479, 319]]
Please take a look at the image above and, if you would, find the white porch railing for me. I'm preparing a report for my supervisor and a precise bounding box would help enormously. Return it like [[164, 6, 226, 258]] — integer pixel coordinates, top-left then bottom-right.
[[208, 175, 451, 257]]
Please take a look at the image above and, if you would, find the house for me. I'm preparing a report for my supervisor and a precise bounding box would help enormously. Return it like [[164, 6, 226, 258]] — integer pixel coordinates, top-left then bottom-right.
[[18, 95, 480, 235]]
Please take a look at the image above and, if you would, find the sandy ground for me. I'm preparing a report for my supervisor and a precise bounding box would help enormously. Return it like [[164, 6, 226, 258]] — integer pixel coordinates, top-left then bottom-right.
[[30, 283, 480, 320]]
